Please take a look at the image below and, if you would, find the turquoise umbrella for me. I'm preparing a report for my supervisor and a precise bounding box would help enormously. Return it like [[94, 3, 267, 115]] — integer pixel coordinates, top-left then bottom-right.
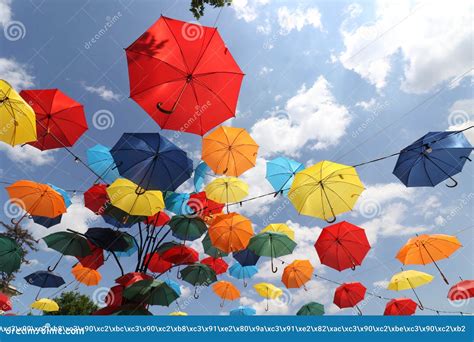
[[86, 144, 120, 184], [266, 157, 304, 196], [229, 263, 258, 287], [194, 162, 210, 192], [48, 183, 72, 208], [229, 306, 256, 316], [165, 192, 192, 215]]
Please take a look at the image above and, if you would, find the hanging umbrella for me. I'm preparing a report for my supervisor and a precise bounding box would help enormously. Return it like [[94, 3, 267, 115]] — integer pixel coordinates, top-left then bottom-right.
[[164, 192, 192, 215], [296, 302, 325, 316], [333, 282, 366, 315], [0, 293, 12, 312], [20, 88, 87, 150], [84, 184, 109, 215], [212, 281, 240, 307], [102, 205, 146, 227], [187, 191, 224, 219], [281, 260, 314, 290], [107, 178, 164, 217], [288, 161, 365, 222], [85, 228, 134, 252], [194, 162, 210, 192], [393, 131, 472, 188], [233, 248, 260, 266], [229, 306, 256, 316], [161, 245, 199, 265], [164, 279, 181, 296], [202, 232, 228, 258], [202, 126, 258, 176], [388, 270, 433, 309], [123, 279, 179, 306], [254, 283, 283, 312], [71, 263, 101, 286], [201, 256, 228, 275], [115, 272, 152, 288], [144, 253, 172, 273], [208, 213, 254, 253], [145, 211, 170, 227], [86, 144, 120, 184], [247, 232, 296, 273], [0, 79, 36, 146], [105, 285, 124, 308], [78, 241, 104, 270], [315, 221, 371, 271], [261, 223, 295, 240], [448, 279, 474, 301], [229, 263, 258, 287], [156, 241, 181, 254], [125, 16, 244, 136], [205, 177, 249, 204], [31, 215, 62, 228], [31, 298, 59, 312], [266, 157, 304, 196], [47, 183, 72, 208], [384, 298, 417, 316], [114, 235, 138, 257], [24, 270, 65, 299], [110, 133, 193, 191], [169, 311, 188, 316], [180, 263, 217, 298], [396, 234, 462, 284], [43, 231, 91, 271], [168, 215, 207, 241], [0, 235, 23, 275]]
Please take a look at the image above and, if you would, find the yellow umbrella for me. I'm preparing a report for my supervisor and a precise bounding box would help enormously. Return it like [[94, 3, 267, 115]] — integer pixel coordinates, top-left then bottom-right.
[[0, 79, 37, 146], [106, 178, 164, 216], [205, 177, 249, 204], [169, 311, 188, 316], [254, 282, 283, 312], [288, 160, 364, 222], [388, 270, 434, 309], [31, 298, 59, 312], [261, 223, 295, 240]]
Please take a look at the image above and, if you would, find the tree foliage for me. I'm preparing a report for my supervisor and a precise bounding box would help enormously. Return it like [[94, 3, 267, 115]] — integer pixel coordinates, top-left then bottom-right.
[[44, 291, 98, 316], [189, 0, 232, 20]]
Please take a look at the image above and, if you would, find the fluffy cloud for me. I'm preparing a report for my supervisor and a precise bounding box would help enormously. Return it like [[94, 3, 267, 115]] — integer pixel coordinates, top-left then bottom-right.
[[0, 143, 55, 166], [0, 0, 12, 26], [0, 58, 35, 89], [447, 98, 474, 144], [250, 76, 350, 157], [277, 6, 323, 34], [83, 84, 121, 102], [339, 0, 473, 93], [232, 0, 270, 22]]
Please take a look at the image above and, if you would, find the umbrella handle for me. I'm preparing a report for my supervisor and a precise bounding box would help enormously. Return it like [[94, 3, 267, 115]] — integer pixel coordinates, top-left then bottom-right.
[[325, 216, 336, 223], [418, 303, 424, 310], [445, 177, 458, 188], [176, 267, 182, 279], [193, 287, 199, 299], [355, 305, 362, 315], [271, 258, 278, 273], [48, 253, 64, 272], [156, 102, 176, 114], [156, 80, 189, 115], [243, 280, 248, 288], [265, 299, 269, 312], [460, 156, 472, 162]]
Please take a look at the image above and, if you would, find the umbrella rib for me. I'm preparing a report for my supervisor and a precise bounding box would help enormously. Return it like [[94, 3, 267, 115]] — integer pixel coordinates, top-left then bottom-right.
[[162, 18, 191, 74], [192, 78, 236, 115]]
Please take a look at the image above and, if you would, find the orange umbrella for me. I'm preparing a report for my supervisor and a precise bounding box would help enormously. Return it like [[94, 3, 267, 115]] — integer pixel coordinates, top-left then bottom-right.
[[282, 260, 314, 290], [396, 234, 462, 284], [71, 263, 101, 286], [212, 280, 240, 307], [6, 180, 67, 224], [202, 126, 258, 177], [208, 213, 254, 253]]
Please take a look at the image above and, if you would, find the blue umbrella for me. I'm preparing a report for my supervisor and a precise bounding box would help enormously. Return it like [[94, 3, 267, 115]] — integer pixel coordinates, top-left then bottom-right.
[[194, 162, 210, 192], [229, 306, 256, 316], [164, 279, 181, 296], [233, 248, 260, 266], [266, 157, 304, 195], [393, 131, 472, 187], [86, 144, 120, 184], [24, 270, 65, 299], [165, 192, 192, 215], [48, 183, 72, 208], [110, 133, 193, 191], [31, 215, 62, 228], [229, 263, 258, 287]]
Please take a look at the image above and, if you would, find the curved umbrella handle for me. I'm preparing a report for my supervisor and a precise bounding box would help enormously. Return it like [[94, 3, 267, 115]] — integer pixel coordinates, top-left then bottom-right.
[[445, 177, 458, 188], [193, 287, 199, 299], [48, 253, 65, 272], [418, 303, 424, 310], [351, 265, 356, 271], [156, 102, 175, 115], [265, 299, 269, 312], [176, 267, 182, 279], [271, 258, 278, 273], [460, 156, 472, 162], [325, 215, 336, 224], [243, 279, 248, 288]]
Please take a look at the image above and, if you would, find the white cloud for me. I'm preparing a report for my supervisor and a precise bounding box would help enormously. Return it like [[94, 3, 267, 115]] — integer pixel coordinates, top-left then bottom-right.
[[277, 6, 323, 35], [83, 84, 121, 102], [0, 58, 35, 89], [232, 0, 269, 22], [355, 98, 377, 111], [0, 0, 12, 27], [373, 279, 389, 288], [339, 0, 473, 93], [345, 3, 363, 19], [447, 98, 474, 144], [0, 143, 55, 166], [259, 66, 273, 76], [250, 76, 350, 157]]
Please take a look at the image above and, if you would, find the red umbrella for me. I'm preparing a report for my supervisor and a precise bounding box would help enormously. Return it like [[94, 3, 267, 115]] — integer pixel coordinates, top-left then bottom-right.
[[315, 221, 371, 271], [201, 256, 228, 275], [0, 293, 12, 311], [145, 211, 170, 226], [84, 184, 109, 215], [115, 272, 152, 287], [161, 245, 199, 265], [92, 306, 116, 315], [125, 16, 244, 136], [144, 252, 172, 273], [188, 192, 224, 219], [333, 282, 366, 315], [448, 280, 474, 301], [20, 89, 87, 150], [78, 241, 104, 270], [105, 285, 124, 307], [384, 298, 417, 316]]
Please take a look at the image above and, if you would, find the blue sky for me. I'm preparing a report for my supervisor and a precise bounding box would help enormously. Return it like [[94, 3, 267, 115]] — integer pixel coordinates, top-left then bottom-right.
[[0, 0, 473, 315]]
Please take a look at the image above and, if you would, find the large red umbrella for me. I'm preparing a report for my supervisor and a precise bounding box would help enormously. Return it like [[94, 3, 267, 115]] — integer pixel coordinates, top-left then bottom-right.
[[448, 280, 474, 301], [0, 293, 12, 311], [188, 191, 224, 219], [201, 256, 228, 275], [315, 221, 371, 271], [115, 272, 152, 287], [20, 89, 87, 150], [84, 184, 109, 215], [384, 298, 417, 316], [333, 282, 366, 315], [161, 245, 199, 265], [78, 241, 104, 270], [145, 211, 170, 227], [125, 16, 244, 136], [144, 252, 172, 273]]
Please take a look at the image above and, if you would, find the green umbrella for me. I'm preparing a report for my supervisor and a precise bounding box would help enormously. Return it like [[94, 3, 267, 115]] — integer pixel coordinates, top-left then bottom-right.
[[123, 279, 179, 306], [156, 241, 181, 254], [248, 232, 297, 273], [0, 235, 23, 275], [296, 302, 325, 316], [180, 263, 217, 298], [202, 232, 228, 258], [43, 232, 91, 271], [169, 215, 207, 241]]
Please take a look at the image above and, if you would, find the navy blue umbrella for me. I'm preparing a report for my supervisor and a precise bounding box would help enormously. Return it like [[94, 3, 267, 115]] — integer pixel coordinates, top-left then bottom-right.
[[110, 133, 193, 191], [393, 131, 472, 187], [85, 228, 134, 252], [24, 270, 65, 299], [233, 248, 260, 266], [31, 215, 62, 228]]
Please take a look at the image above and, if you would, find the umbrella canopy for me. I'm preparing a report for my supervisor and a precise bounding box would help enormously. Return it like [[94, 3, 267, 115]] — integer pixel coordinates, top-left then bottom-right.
[[296, 302, 325, 316], [110, 133, 193, 191], [393, 131, 473, 188], [115, 272, 152, 288], [31, 215, 62, 228], [261, 223, 295, 241], [84, 184, 109, 215], [248, 232, 297, 273], [0, 293, 12, 312], [212, 281, 240, 306], [71, 263, 101, 286], [208, 213, 254, 253], [202, 126, 258, 176], [20, 88, 87, 150], [266, 157, 304, 195], [24, 270, 65, 288], [288, 161, 365, 222], [254, 283, 283, 311], [43, 232, 91, 258], [145, 211, 170, 226], [0, 79, 36, 146], [115, 234, 138, 257], [85, 228, 134, 252], [144, 252, 172, 273], [164, 192, 192, 215], [164, 279, 181, 296], [187, 191, 224, 219], [396, 234, 462, 284], [126, 16, 244, 136], [388, 270, 433, 309], [102, 205, 145, 227], [315, 221, 371, 271], [47, 183, 72, 208], [202, 232, 228, 258], [228, 263, 258, 287], [281, 260, 314, 289], [168, 215, 207, 241], [78, 241, 104, 270], [229, 306, 256, 316], [161, 245, 199, 265], [169, 311, 188, 316], [201, 256, 228, 275], [448, 280, 474, 301], [6, 180, 67, 218], [233, 248, 259, 266], [31, 298, 59, 312], [86, 144, 120, 184], [0, 235, 23, 275], [105, 285, 124, 307], [384, 298, 417, 316], [180, 263, 217, 298], [123, 279, 178, 306], [333, 282, 366, 314], [205, 177, 249, 203], [194, 162, 210, 192], [107, 178, 164, 217]]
